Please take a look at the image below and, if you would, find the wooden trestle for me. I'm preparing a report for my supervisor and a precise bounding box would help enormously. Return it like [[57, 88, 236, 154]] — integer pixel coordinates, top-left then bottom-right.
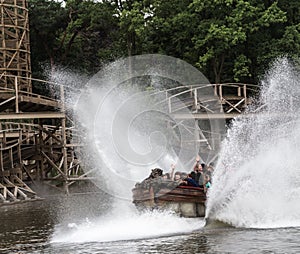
[[0, 0, 93, 204], [0, 81, 259, 204], [0, 0, 260, 205], [0, 79, 89, 204]]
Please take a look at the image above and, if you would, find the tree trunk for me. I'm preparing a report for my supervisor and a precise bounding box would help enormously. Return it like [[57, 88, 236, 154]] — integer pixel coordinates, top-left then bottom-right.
[[213, 54, 225, 83]]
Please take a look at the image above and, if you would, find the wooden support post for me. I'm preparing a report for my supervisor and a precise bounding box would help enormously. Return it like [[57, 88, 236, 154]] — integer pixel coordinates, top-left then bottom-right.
[[194, 88, 198, 112], [214, 84, 218, 96], [168, 98, 172, 114], [0, 145, 3, 172], [18, 129, 22, 166], [218, 84, 224, 113], [37, 121, 44, 181], [9, 148, 13, 168], [3, 131, 6, 148], [69, 150, 74, 176], [60, 85, 69, 194], [243, 84, 247, 107], [61, 117, 69, 194], [15, 76, 19, 113]]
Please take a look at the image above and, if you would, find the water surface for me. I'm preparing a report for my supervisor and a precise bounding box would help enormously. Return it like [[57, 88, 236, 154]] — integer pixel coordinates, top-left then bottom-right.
[[1, 192, 300, 254]]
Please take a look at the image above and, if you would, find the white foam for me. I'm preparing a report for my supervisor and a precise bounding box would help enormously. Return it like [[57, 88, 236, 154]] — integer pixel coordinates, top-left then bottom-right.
[[206, 58, 300, 229], [51, 208, 204, 243]]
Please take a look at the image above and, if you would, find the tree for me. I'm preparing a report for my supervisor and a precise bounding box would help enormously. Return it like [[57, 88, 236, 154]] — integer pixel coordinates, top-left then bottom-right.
[[190, 0, 286, 83], [28, 0, 300, 87], [29, 0, 121, 75], [29, 0, 68, 74]]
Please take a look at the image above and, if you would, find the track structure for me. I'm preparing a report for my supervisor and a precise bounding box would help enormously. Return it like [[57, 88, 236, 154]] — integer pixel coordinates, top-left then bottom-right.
[[0, 0, 259, 204], [0, 0, 94, 203], [155, 83, 259, 162]]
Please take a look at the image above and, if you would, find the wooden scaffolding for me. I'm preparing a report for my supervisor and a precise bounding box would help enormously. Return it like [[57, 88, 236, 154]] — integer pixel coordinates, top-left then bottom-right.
[[0, 0, 32, 92], [0, 0, 260, 204], [0, 0, 89, 204]]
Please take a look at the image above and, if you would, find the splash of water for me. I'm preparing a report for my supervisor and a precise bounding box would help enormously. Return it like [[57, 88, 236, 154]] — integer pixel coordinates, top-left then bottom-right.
[[72, 54, 222, 200], [50, 54, 223, 243], [206, 58, 300, 228], [51, 207, 204, 243]]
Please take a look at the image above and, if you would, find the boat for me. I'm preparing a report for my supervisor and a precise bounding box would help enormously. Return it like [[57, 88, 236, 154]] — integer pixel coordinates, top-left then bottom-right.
[[132, 178, 207, 217]]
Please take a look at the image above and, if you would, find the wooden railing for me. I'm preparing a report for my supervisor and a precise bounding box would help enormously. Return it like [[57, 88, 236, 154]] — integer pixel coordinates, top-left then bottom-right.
[[155, 83, 259, 115], [0, 75, 62, 113]]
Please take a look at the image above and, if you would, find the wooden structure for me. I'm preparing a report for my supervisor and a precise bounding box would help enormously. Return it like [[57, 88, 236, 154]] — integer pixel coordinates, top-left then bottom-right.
[[155, 83, 259, 156], [0, 0, 93, 204], [0, 0, 81, 200], [0, 78, 88, 203], [0, 0, 32, 92], [0, 80, 258, 204], [132, 185, 207, 217], [164, 83, 258, 117], [0, 80, 259, 204], [0, 0, 259, 205]]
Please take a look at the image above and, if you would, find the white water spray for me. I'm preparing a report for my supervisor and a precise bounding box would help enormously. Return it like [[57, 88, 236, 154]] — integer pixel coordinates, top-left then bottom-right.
[[206, 58, 300, 228], [51, 208, 204, 243], [72, 54, 221, 200], [51, 54, 222, 243]]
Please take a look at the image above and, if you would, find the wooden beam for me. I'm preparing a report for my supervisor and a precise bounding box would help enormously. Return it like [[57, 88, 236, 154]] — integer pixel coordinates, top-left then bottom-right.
[[172, 112, 290, 120], [41, 151, 66, 180], [38, 126, 61, 145], [172, 113, 240, 119], [0, 112, 65, 120]]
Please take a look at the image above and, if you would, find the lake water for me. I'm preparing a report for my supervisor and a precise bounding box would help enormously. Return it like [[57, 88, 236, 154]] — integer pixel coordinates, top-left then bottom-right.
[[1, 190, 300, 254], [2, 57, 300, 253]]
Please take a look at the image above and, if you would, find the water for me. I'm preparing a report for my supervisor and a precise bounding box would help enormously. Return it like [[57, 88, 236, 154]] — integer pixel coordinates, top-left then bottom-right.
[[1, 193, 300, 253], [206, 58, 300, 229], [2, 56, 300, 253], [71, 54, 224, 200]]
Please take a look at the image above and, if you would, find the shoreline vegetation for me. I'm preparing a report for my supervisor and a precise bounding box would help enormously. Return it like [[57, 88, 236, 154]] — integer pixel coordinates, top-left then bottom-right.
[[29, 0, 300, 93]]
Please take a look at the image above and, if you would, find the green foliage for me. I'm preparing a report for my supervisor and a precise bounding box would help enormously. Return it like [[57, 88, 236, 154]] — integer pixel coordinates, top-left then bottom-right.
[[28, 0, 300, 88], [29, 0, 121, 75], [233, 54, 252, 82], [190, 0, 287, 82]]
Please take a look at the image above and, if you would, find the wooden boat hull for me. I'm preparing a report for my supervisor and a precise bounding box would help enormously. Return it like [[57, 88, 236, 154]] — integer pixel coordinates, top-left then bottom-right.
[[132, 185, 206, 217]]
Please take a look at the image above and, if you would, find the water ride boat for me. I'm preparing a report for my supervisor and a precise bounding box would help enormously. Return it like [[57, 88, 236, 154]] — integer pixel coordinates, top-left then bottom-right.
[[132, 178, 206, 217]]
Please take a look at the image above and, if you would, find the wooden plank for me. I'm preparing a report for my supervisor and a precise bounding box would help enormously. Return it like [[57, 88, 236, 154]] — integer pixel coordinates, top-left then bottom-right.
[[41, 151, 66, 179], [0, 132, 20, 138], [0, 112, 65, 120], [158, 196, 205, 203], [0, 192, 5, 201], [16, 188, 28, 200], [133, 186, 206, 203], [20, 95, 59, 107], [172, 113, 240, 119]]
